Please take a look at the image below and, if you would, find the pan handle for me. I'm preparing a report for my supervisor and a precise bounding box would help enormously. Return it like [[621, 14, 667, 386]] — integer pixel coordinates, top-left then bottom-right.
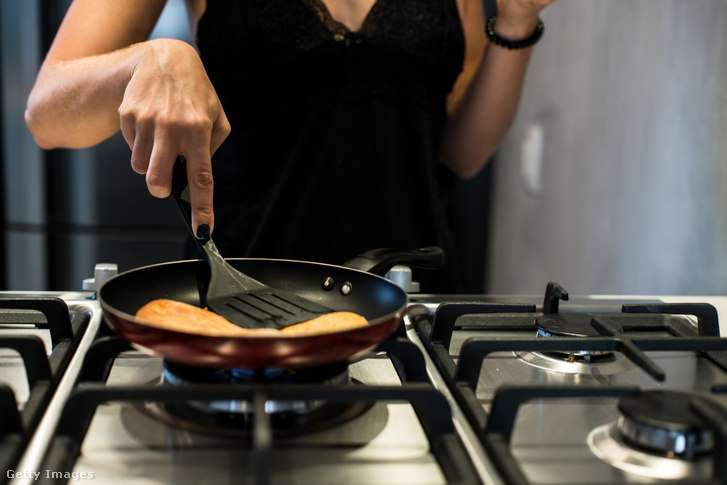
[[343, 247, 444, 275]]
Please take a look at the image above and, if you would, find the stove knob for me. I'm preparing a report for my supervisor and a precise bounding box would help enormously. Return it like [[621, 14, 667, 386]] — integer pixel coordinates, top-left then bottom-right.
[[385, 265, 420, 293], [82, 263, 118, 291]]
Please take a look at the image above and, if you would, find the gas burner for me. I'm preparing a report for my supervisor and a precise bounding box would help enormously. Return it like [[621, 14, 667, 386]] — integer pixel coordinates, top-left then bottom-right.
[[161, 360, 350, 414], [514, 350, 633, 378], [162, 360, 353, 383], [618, 390, 714, 458], [535, 313, 623, 362], [588, 390, 717, 480], [139, 361, 372, 437]]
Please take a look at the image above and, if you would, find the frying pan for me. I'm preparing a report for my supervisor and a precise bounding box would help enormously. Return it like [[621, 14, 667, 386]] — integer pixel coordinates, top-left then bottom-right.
[[99, 247, 443, 369]]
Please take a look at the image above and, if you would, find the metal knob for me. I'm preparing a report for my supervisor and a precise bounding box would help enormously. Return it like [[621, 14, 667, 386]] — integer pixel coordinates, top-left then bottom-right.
[[82, 263, 118, 291], [385, 265, 420, 293]]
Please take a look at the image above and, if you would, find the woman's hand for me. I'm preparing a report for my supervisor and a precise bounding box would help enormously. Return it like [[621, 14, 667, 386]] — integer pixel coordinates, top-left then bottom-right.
[[120, 38, 230, 237], [25, 0, 229, 238]]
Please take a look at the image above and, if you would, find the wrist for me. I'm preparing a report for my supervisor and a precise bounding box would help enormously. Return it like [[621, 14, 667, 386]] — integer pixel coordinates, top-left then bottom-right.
[[485, 15, 544, 50], [492, 15, 540, 39]]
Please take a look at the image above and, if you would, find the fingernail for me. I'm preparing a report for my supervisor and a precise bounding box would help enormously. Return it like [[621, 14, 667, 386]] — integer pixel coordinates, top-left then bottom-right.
[[196, 223, 210, 240]]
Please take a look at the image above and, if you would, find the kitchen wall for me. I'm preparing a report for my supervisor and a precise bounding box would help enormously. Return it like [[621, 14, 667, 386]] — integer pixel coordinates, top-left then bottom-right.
[[485, 0, 727, 295]]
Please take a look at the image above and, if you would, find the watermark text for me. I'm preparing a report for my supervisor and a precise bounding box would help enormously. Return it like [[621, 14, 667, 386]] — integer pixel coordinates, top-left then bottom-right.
[[6, 470, 94, 481]]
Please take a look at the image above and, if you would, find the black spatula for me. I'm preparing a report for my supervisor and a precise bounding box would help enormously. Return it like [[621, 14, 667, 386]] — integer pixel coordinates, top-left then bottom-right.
[[170, 158, 332, 329]]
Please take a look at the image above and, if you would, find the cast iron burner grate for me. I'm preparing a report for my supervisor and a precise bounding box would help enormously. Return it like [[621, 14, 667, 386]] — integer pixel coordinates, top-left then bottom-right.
[[409, 281, 727, 484], [0, 298, 88, 485], [486, 386, 727, 484], [38, 335, 480, 485]]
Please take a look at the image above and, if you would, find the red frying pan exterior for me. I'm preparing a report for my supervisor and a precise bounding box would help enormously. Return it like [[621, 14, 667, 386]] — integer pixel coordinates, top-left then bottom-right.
[[98, 255, 419, 369]]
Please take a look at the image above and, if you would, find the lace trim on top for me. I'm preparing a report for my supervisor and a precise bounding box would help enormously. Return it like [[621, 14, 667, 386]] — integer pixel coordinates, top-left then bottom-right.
[[299, 0, 383, 40], [198, 0, 465, 115]]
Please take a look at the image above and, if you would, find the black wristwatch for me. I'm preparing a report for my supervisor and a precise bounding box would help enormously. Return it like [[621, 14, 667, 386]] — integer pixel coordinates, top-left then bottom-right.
[[485, 15, 544, 50]]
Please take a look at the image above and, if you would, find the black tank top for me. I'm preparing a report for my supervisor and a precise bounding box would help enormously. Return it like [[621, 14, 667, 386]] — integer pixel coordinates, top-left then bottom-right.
[[195, 0, 465, 291]]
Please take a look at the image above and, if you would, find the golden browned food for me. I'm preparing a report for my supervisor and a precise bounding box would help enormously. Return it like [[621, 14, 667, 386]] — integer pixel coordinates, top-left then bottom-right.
[[280, 311, 368, 335], [135, 299, 280, 337], [135, 299, 368, 337]]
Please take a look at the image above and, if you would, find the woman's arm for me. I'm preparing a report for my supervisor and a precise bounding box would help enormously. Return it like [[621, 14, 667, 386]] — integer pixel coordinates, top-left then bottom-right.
[[442, 0, 557, 179], [26, 0, 167, 149], [25, 0, 228, 238]]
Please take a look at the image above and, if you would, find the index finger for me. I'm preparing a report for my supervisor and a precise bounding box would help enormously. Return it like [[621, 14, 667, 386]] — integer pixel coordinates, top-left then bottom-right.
[[181, 151, 215, 240]]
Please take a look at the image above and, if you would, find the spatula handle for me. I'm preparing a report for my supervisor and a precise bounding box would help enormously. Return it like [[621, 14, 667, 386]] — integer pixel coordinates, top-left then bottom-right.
[[170, 156, 197, 239], [170, 157, 267, 292]]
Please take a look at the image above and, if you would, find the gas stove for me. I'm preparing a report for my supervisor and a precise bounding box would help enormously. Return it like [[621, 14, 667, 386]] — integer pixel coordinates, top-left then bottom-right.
[[2, 269, 727, 485]]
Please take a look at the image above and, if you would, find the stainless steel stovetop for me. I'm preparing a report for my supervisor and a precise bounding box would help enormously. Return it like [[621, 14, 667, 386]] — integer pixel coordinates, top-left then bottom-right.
[[3, 277, 727, 485]]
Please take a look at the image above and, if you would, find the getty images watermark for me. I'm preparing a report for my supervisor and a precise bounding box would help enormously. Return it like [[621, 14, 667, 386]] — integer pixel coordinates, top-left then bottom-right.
[[7, 470, 94, 481]]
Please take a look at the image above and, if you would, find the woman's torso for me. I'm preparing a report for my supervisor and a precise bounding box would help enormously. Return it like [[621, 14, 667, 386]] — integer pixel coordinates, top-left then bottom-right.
[[192, 0, 466, 291]]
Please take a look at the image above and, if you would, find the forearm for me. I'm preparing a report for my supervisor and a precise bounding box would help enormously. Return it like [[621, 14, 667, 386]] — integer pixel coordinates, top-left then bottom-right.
[[441, 0, 558, 179], [25, 0, 226, 239], [441, 41, 534, 179], [25, 44, 143, 149]]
